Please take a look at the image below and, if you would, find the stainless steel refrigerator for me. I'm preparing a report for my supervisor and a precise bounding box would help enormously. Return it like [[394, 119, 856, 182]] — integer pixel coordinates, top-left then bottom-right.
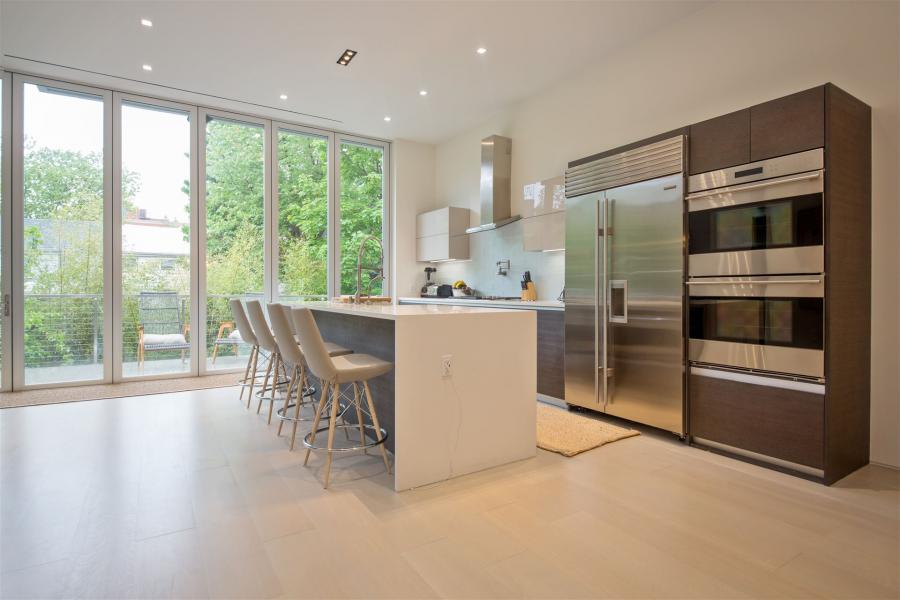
[[564, 136, 685, 435]]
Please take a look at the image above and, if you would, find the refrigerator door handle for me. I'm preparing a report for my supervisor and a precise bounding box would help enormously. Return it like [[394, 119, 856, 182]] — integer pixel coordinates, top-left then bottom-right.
[[601, 195, 610, 409], [609, 279, 628, 323]]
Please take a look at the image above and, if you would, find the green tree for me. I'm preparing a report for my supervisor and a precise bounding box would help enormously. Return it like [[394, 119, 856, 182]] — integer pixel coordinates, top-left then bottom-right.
[[22, 141, 141, 366], [339, 142, 384, 295]]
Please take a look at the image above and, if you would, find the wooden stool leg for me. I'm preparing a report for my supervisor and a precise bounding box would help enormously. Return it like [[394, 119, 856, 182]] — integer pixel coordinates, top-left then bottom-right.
[[240, 345, 254, 404], [257, 354, 273, 414], [277, 366, 296, 436], [267, 354, 281, 424], [304, 381, 330, 464], [353, 383, 367, 454], [246, 346, 259, 409], [289, 366, 308, 451], [363, 381, 391, 474], [323, 383, 341, 489]]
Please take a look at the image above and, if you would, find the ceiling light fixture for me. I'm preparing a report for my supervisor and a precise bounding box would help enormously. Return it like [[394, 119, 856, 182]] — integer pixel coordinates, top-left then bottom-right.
[[142, 64, 153, 71], [280, 94, 288, 100], [336, 49, 358, 66], [383, 116, 391, 122], [141, 18, 153, 27], [419, 90, 428, 96], [476, 47, 487, 54]]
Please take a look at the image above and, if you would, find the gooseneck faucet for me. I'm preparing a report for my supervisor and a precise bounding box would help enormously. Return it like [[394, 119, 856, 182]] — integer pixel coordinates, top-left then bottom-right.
[[355, 235, 384, 303]]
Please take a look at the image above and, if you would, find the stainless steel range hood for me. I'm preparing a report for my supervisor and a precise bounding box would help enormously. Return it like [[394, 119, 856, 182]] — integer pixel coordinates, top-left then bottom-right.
[[465, 135, 520, 234]]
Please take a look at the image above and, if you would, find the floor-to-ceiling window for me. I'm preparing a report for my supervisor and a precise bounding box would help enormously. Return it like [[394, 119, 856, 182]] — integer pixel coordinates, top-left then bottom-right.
[[20, 80, 109, 386], [201, 114, 266, 372], [338, 139, 387, 296], [119, 99, 194, 378], [0, 73, 8, 390], [276, 127, 330, 302], [1, 73, 389, 390]]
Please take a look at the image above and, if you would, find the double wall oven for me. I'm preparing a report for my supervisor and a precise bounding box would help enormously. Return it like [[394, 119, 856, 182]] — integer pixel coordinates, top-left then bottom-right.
[[687, 149, 825, 381]]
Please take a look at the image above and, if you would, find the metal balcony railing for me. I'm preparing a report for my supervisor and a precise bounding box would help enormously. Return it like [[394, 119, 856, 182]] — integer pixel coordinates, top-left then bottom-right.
[[21, 292, 327, 374]]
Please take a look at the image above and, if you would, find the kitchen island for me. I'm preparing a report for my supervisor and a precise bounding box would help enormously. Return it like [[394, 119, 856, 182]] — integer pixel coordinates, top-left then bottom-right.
[[292, 302, 537, 491]]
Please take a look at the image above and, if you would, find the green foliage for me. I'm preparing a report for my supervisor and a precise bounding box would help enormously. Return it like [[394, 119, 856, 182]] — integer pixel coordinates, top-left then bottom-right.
[[339, 142, 384, 295]]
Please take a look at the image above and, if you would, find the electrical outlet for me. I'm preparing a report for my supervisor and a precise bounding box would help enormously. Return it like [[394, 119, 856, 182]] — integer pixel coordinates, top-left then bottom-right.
[[441, 354, 452, 378]]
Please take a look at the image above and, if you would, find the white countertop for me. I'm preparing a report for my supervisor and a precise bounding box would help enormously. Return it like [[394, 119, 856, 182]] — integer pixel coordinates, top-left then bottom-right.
[[293, 301, 529, 320], [398, 296, 564, 311]]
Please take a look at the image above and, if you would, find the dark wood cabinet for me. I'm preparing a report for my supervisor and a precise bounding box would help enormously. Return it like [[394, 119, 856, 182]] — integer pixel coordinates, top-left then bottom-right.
[[750, 86, 825, 161], [689, 109, 751, 175], [688, 86, 826, 175], [687, 83, 870, 485], [690, 373, 824, 470], [537, 310, 564, 399]]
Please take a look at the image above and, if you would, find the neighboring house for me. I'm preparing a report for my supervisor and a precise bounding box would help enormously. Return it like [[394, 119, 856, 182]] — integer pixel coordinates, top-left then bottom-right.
[[23, 216, 189, 292]]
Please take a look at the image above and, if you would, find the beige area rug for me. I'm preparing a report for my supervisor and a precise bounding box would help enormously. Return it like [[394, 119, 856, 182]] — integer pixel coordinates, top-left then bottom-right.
[[0, 373, 240, 409], [537, 403, 640, 456]]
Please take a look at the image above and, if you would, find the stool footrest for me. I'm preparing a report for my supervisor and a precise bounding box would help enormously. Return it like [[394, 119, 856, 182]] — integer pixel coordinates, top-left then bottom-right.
[[273, 387, 318, 422], [303, 424, 388, 453]]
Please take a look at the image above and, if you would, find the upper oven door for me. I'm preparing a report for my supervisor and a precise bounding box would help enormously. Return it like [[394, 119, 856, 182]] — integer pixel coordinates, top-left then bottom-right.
[[687, 151, 824, 277]]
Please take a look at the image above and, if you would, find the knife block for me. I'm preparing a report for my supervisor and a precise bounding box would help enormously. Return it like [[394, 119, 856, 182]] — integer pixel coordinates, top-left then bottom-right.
[[521, 282, 537, 301]]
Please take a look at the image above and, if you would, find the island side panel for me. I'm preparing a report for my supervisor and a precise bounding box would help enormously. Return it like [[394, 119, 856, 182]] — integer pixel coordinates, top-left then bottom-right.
[[394, 311, 537, 491], [309, 310, 396, 454]]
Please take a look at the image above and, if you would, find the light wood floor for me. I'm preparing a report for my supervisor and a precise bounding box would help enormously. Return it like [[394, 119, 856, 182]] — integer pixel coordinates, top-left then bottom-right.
[[1, 387, 897, 599]]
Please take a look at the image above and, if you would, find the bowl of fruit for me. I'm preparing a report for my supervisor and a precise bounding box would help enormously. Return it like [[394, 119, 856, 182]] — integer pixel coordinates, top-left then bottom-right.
[[452, 280, 472, 297]]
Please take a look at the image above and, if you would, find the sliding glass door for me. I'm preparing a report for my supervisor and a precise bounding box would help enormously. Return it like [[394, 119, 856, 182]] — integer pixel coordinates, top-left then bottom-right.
[[275, 126, 331, 302], [338, 138, 389, 296], [14, 77, 111, 386], [2, 72, 389, 389], [200, 112, 267, 372], [117, 96, 196, 378], [1, 72, 10, 391]]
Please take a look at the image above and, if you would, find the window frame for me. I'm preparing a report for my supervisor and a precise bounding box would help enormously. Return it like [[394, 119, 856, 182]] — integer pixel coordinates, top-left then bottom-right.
[[1, 70, 11, 392], [334, 133, 391, 298], [11, 73, 113, 390], [272, 121, 335, 301], [113, 92, 199, 381]]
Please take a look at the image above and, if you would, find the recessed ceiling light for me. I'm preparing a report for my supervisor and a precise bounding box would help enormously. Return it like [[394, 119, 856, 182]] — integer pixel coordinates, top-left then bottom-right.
[[279, 94, 288, 100], [141, 18, 153, 27], [476, 47, 487, 54], [142, 64, 153, 71], [383, 116, 392, 122], [336, 49, 358, 66], [419, 90, 428, 96]]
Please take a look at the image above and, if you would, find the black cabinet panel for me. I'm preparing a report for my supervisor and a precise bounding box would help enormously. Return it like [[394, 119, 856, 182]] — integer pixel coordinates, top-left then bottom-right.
[[537, 311, 564, 399], [751, 86, 825, 161], [689, 109, 751, 175], [690, 373, 823, 469]]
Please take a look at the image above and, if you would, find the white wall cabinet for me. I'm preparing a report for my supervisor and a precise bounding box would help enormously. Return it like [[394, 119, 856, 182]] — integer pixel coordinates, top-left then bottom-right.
[[521, 176, 565, 252], [416, 207, 470, 262]]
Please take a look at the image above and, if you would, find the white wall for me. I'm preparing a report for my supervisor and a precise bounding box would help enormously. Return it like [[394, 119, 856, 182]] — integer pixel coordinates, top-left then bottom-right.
[[391, 139, 436, 299], [426, 1, 900, 467]]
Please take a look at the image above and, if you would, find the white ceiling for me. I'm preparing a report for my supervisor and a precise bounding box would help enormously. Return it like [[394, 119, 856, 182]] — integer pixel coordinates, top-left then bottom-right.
[[1, 1, 710, 144]]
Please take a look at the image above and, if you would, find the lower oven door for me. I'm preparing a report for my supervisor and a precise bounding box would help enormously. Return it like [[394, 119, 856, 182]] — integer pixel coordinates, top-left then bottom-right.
[[687, 275, 825, 379]]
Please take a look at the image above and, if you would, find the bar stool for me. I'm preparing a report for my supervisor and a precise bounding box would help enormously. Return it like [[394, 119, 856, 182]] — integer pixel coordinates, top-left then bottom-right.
[[267, 303, 354, 447], [228, 298, 263, 408], [292, 307, 391, 488], [244, 300, 287, 424]]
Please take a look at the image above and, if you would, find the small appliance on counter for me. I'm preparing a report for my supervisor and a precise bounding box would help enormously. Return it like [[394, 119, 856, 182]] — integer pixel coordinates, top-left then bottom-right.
[[520, 271, 537, 301], [421, 267, 439, 297]]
